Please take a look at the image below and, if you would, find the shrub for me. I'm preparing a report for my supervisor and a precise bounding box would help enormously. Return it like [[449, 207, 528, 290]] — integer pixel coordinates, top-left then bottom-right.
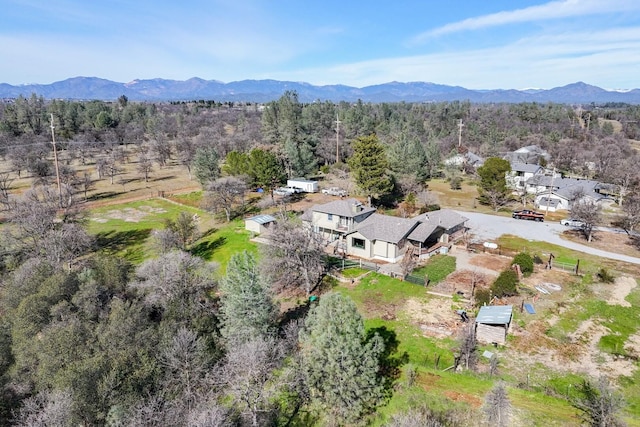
[[474, 288, 492, 307], [596, 268, 615, 283], [491, 270, 519, 298], [450, 176, 463, 190], [512, 252, 534, 277]]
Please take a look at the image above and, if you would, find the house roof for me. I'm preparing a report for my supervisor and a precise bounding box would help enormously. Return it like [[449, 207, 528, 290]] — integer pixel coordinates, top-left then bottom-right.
[[510, 162, 543, 174], [413, 209, 469, 232], [355, 214, 418, 244], [354, 209, 468, 244], [246, 214, 276, 225], [537, 197, 560, 208], [310, 198, 375, 218], [526, 176, 607, 201], [476, 305, 513, 325]]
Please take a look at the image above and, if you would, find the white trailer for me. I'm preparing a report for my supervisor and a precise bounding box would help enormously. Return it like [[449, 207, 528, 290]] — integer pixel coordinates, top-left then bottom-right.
[[287, 178, 318, 193]]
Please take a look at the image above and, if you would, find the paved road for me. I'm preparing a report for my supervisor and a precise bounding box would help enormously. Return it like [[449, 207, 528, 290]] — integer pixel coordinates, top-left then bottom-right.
[[457, 211, 640, 265]]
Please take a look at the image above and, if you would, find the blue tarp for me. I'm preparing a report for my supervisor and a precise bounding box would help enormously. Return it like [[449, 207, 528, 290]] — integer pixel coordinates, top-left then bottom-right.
[[524, 303, 536, 314]]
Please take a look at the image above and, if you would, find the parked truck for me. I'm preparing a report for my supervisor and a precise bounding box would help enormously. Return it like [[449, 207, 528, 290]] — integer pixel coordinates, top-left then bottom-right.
[[512, 209, 545, 222]]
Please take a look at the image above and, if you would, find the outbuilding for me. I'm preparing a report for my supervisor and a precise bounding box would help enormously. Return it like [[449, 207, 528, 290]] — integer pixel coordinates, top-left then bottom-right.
[[287, 178, 318, 193], [244, 214, 276, 234], [475, 305, 513, 345]]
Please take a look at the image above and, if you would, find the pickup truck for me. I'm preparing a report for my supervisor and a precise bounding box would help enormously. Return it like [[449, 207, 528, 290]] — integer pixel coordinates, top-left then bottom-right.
[[321, 187, 347, 197], [512, 209, 545, 222]]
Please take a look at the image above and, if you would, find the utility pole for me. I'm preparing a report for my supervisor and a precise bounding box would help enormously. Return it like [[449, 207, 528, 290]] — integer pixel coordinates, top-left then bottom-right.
[[457, 119, 464, 148], [545, 167, 556, 216], [335, 114, 341, 164], [50, 114, 63, 206]]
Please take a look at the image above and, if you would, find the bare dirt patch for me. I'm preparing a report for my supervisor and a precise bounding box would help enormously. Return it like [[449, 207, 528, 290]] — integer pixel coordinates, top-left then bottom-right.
[[403, 297, 466, 338], [561, 228, 640, 259], [467, 253, 512, 271], [606, 276, 637, 307]]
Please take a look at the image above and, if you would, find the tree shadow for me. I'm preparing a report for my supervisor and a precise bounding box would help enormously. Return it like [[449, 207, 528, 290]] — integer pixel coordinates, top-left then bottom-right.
[[629, 235, 640, 250], [86, 191, 125, 201], [190, 237, 226, 259], [94, 229, 152, 253], [278, 301, 312, 329], [152, 175, 176, 182], [366, 326, 408, 389]]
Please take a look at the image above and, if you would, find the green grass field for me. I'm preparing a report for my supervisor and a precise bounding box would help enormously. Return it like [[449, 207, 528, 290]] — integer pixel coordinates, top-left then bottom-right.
[[87, 197, 257, 270]]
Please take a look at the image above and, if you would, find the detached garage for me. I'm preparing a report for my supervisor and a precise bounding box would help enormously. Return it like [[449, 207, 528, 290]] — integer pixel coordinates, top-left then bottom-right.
[[244, 214, 276, 234], [475, 305, 513, 345]]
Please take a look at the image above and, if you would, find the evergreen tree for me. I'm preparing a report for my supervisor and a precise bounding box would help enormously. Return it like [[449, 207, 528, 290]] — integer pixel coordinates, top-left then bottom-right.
[[477, 157, 512, 211], [247, 148, 286, 192], [219, 251, 279, 345], [192, 146, 220, 186], [387, 134, 429, 182], [299, 293, 384, 424], [348, 134, 393, 204]]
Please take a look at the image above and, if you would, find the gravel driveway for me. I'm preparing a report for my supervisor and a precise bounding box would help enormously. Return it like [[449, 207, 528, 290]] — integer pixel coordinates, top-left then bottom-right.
[[457, 211, 640, 265]]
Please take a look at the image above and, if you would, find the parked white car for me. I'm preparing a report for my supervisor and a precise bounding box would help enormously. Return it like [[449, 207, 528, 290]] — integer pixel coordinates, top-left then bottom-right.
[[274, 186, 301, 196], [560, 218, 585, 227], [321, 187, 348, 197]]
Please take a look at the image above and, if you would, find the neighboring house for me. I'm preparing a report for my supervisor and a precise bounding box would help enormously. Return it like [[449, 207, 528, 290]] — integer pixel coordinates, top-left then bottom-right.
[[528, 176, 613, 211], [244, 214, 276, 234], [503, 145, 550, 165], [475, 305, 513, 345], [444, 151, 485, 169], [506, 162, 544, 192], [303, 200, 468, 263]]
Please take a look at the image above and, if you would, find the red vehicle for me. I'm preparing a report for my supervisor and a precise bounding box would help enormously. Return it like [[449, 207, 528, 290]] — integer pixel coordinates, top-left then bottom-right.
[[512, 209, 544, 222]]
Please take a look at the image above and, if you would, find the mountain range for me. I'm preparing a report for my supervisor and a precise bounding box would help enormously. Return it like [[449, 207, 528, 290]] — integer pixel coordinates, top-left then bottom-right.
[[1, 77, 639, 104]]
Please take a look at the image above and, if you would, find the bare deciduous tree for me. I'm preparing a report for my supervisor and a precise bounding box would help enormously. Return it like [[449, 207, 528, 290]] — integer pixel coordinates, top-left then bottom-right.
[[14, 389, 75, 427], [573, 376, 626, 427], [457, 322, 477, 372], [203, 176, 248, 222], [570, 191, 602, 242], [219, 336, 285, 427], [261, 220, 326, 296], [484, 382, 511, 427]]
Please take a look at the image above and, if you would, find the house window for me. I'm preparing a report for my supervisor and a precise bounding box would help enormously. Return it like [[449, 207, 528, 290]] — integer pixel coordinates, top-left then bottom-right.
[[328, 214, 333, 221], [352, 237, 365, 249]]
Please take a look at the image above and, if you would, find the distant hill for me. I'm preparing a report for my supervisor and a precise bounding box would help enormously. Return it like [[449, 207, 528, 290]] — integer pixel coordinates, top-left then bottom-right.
[[1, 77, 639, 104]]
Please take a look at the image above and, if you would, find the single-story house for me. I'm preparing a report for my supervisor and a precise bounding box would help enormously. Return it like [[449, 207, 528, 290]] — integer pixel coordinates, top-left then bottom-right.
[[529, 176, 613, 211], [444, 151, 485, 169], [475, 305, 513, 345], [244, 214, 277, 234]]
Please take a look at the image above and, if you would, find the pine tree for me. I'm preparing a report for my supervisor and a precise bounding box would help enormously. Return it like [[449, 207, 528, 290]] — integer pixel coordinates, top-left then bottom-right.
[[299, 293, 384, 423], [348, 134, 393, 204], [477, 157, 511, 211], [192, 146, 220, 186], [219, 251, 279, 346]]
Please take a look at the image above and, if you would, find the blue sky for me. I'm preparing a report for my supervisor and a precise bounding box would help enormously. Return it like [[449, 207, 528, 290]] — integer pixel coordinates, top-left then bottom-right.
[[1, 0, 639, 89]]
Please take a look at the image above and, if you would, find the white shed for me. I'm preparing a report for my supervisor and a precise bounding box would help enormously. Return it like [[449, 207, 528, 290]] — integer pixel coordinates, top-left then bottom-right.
[[287, 178, 318, 193], [244, 214, 276, 234]]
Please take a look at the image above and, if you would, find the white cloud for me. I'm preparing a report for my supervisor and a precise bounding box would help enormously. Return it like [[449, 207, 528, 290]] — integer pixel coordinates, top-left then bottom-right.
[[275, 26, 640, 89], [410, 0, 640, 43]]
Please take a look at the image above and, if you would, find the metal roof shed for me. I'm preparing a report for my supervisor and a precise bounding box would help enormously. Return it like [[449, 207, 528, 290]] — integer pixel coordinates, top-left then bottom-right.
[[475, 305, 513, 345], [245, 214, 276, 234]]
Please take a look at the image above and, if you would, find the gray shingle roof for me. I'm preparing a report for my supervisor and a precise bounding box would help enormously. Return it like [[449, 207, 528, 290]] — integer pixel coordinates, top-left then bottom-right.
[[527, 176, 607, 201], [510, 162, 543, 174], [310, 198, 376, 218], [355, 214, 418, 244]]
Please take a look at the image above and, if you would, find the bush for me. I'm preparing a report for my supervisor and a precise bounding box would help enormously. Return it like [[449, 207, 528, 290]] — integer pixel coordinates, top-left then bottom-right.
[[512, 252, 534, 277], [474, 288, 492, 307], [491, 269, 519, 298], [596, 268, 615, 283]]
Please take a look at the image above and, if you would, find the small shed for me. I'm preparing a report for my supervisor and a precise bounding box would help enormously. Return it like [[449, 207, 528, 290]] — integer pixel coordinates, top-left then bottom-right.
[[475, 305, 513, 345], [244, 214, 276, 234], [287, 178, 318, 193]]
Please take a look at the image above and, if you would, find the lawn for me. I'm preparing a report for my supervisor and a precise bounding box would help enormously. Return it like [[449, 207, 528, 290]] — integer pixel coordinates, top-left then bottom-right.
[[413, 254, 456, 284], [87, 198, 257, 270]]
